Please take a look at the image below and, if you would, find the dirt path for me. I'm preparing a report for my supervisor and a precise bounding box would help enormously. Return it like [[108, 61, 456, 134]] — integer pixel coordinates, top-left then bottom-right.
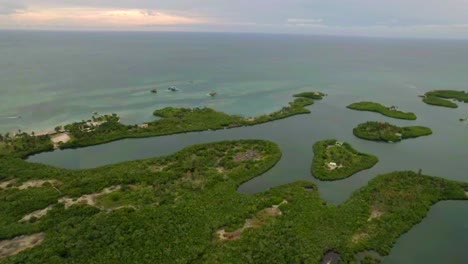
[[20, 206, 54, 223], [0, 179, 17, 189], [59, 186, 120, 209], [0, 233, 45, 259], [217, 200, 287, 241], [50, 133, 71, 148], [367, 208, 384, 221], [0, 179, 61, 191]]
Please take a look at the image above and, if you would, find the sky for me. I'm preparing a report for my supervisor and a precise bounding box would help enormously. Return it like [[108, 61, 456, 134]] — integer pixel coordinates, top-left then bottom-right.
[[1, 0, 468, 38]]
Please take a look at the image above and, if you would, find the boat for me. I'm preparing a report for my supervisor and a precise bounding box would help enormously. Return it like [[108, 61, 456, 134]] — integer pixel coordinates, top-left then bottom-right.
[[151, 89, 158, 94], [168, 86, 179, 92], [209, 91, 217, 97]]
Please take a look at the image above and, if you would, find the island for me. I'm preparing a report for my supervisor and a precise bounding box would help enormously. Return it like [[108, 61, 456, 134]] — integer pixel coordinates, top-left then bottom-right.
[[311, 139, 379, 180], [421, 90, 468, 108], [0, 92, 323, 159], [353, 121, 432, 142], [0, 140, 466, 263], [293, 91, 326, 100], [347, 101, 417, 120]]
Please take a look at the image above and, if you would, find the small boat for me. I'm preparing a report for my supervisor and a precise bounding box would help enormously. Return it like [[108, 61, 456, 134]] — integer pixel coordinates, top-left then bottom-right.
[[209, 91, 217, 97], [151, 89, 158, 94], [168, 86, 179, 92]]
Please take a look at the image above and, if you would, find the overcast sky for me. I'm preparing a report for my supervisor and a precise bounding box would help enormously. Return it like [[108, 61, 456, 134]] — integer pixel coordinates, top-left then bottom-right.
[[1, 0, 468, 38]]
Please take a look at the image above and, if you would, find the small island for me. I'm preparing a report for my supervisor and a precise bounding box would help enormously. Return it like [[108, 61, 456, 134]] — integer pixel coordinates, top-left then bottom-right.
[[353, 121, 432, 142], [421, 90, 468, 108], [311, 139, 378, 180], [347, 101, 417, 120]]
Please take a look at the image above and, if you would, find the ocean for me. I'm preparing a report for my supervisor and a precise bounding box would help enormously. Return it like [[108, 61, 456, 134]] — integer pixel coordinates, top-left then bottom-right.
[[2, 31, 468, 263]]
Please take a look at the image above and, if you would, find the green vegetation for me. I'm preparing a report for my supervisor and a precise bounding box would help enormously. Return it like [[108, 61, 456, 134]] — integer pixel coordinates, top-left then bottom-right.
[[311, 139, 379, 180], [423, 96, 458, 108], [422, 90, 468, 108], [0, 133, 53, 159], [347, 101, 417, 120], [293, 91, 326, 100], [353, 121, 432, 142], [0, 140, 466, 263]]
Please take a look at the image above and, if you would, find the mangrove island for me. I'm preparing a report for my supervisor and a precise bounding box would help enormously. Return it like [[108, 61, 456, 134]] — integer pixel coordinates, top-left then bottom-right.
[[311, 139, 379, 180], [353, 121, 432, 142], [347, 101, 417, 120], [421, 90, 468, 108]]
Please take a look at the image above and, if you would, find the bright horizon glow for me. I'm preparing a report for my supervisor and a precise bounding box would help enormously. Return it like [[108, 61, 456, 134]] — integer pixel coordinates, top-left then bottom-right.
[[1, 1, 468, 39]]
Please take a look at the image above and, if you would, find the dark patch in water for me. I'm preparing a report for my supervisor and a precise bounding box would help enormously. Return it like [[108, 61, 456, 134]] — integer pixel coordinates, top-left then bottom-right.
[[321, 250, 341, 264]]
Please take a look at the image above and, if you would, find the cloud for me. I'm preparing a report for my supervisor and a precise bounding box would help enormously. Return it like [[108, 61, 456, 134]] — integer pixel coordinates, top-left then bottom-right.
[[286, 18, 324, 27], [1, 6, 206, 28], [0, 2, 26, 15]]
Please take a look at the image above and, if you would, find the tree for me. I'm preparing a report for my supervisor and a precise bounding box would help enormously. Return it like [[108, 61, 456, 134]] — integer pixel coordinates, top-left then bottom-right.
[[55, 126, 62, 133]]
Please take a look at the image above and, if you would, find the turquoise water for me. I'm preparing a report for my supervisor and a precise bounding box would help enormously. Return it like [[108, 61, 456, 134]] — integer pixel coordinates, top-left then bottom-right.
[[2, 31, 468, 263]]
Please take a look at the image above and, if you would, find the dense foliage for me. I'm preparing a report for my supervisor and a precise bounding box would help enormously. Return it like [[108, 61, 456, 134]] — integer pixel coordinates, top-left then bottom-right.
[[311, 139, 379, 180], [0, 140, 466, 263], [353, 121, 432, 142], [347, 101, 417, 120], [0, 133, 53, 159], [422, 90, 468, 108]]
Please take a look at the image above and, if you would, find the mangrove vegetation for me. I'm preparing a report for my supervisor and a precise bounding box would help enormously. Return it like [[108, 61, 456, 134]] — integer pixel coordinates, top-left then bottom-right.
[[0, 140, 466, 263], [422, 90, 468, 108]]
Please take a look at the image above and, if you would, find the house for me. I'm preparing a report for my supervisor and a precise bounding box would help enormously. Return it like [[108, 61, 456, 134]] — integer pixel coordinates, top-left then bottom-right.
[[327, 162, 338, 170], [335, 141, 344, 147]]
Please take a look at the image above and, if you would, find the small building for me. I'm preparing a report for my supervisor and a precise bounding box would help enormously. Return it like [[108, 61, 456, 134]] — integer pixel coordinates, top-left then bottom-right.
[[395, 133, 402, 138], [138, 124, 149, 129], [335, 141, 344, 147], [327, 162, 338, 170]]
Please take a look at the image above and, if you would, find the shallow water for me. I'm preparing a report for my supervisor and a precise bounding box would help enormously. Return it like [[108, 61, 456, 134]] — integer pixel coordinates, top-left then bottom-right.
[[2, 31, 467, 262]]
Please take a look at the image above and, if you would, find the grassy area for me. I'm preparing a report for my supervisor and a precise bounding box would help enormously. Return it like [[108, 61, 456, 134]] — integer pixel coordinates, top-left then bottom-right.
[[347, 101, 417, 120], [0, 140, 466, 263], [353, 121, 432, 142], [422, 90, 468, 108], [311, 139, 379, 180], [293, 91, 326, 100]]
